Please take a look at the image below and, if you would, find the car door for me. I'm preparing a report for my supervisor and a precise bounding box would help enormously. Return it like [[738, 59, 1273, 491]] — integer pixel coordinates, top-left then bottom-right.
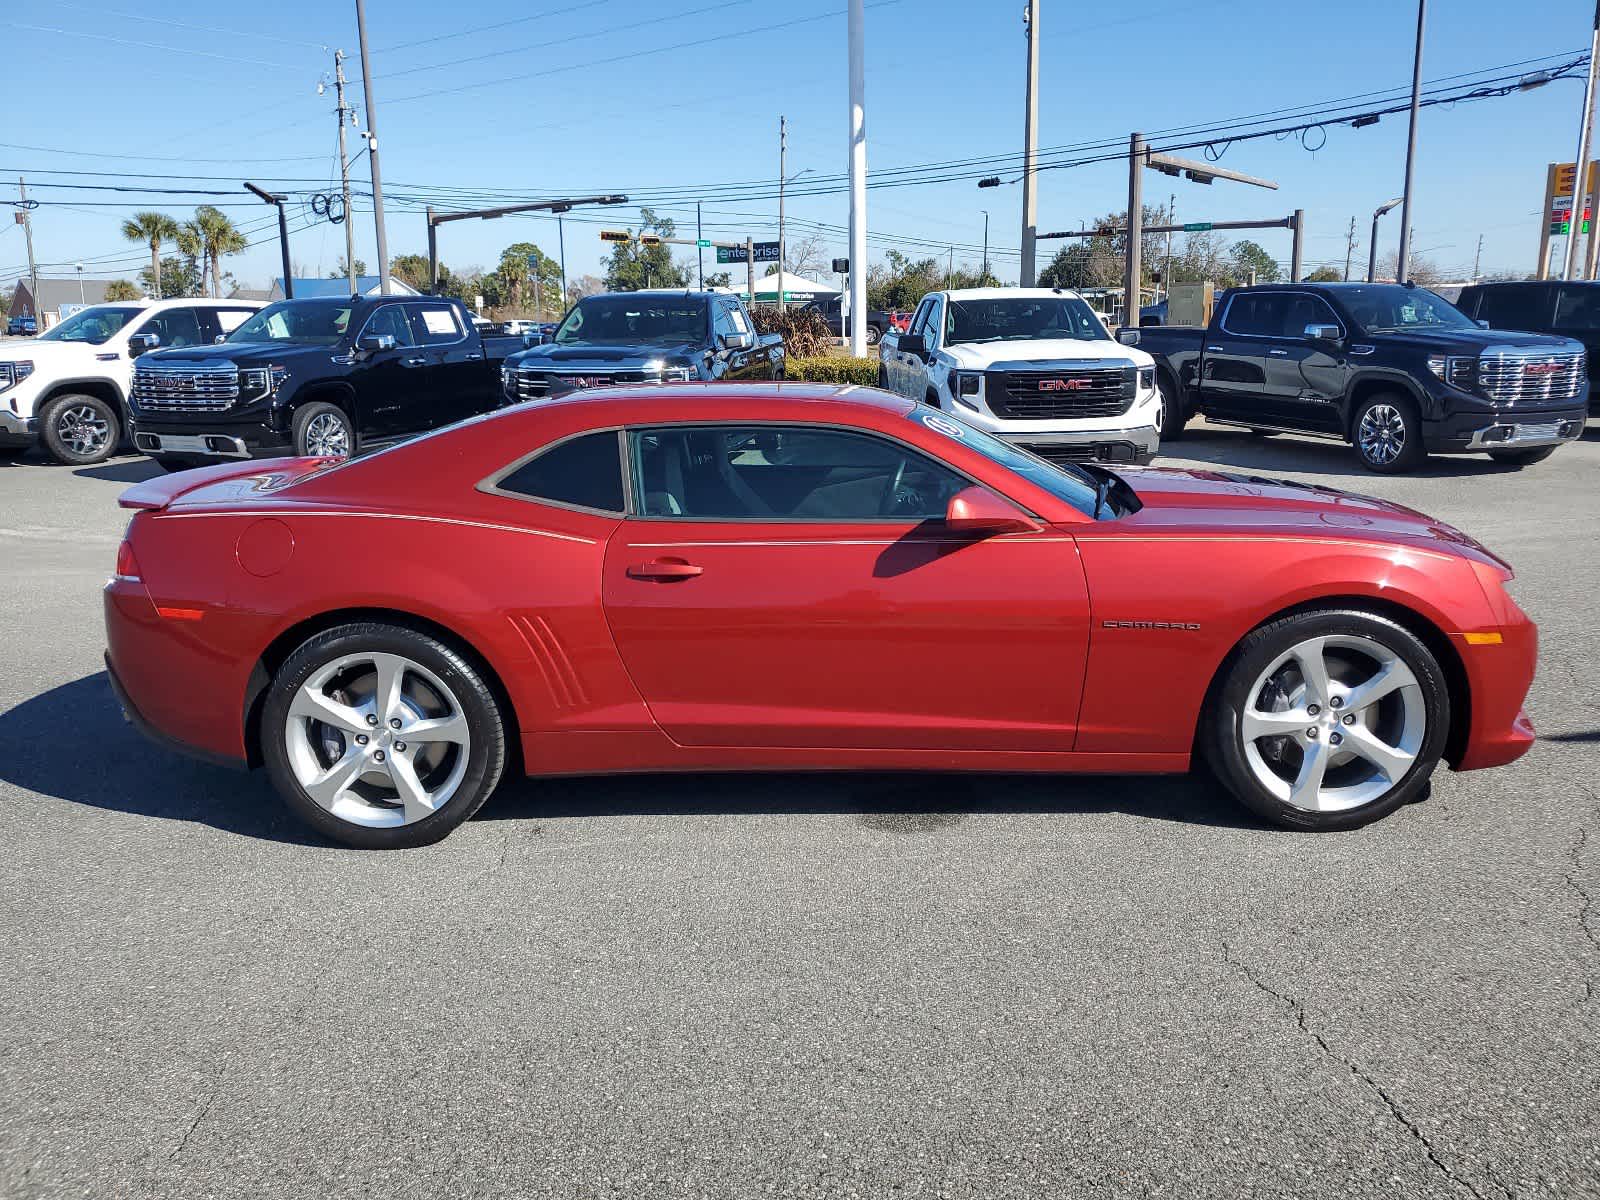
[[405, 300, 485, 427], [1256, 292, 1347, 433], [1197, 291, 1281, 423], [887, 297, 936, 398], [1552, 285, 1600, 386], [601, 422, 1092, 751], [353, 303, 426, 441], [710, 301, 752, 380]]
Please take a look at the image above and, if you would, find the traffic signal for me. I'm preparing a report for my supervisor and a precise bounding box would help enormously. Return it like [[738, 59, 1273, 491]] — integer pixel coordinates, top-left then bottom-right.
[[639, 234, 662, 246], [832, 257, 850, 273], [599, 230, 629, 242]]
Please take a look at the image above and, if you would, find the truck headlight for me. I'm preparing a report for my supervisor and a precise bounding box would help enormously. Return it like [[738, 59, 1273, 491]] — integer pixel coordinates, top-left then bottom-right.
[[1426, 355, 1475, 390], [1137, 366, 1155, 392], [0, 360, 34, 392], [238, 365, 287, 402]]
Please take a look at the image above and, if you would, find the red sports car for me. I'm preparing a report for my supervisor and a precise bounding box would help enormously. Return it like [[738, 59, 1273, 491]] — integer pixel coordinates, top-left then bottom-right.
[[104, 385, 1536, 848]]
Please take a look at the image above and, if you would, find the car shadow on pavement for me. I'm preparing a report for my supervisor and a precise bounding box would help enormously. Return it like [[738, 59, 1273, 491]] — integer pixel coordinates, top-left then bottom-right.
[[0, 672, 323, 846], [1167, 427, 1528, 480], [73, 457, 162, 484]]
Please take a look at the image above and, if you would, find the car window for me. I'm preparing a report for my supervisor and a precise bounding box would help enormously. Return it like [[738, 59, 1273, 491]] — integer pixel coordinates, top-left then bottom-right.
[[140, 307, 205, 350], [495, 431, 624, 513], [1553, 285, 1600, 332], [711, 303, 738, 341], [727, 304, 752, 337], [629, 425, 969, 521], [908, 298, 935, 339], [924, 298, 943, 350], [407, 303, 465, 346], [1220, 293, 1289, 337], [214, 308, 255, 333], [363, 304, 417, 347], [1280, 294, 1342, 338], [1472, 284, 1555, 332]]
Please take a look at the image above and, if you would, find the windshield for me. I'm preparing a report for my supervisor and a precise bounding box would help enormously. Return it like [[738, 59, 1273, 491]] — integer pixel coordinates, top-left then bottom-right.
[[555, 296, 708, 346], [226, 300, 353, 345], [907, 404, 1109, 518], [38, 306, 144, 345], [1335, 286, 1478, 334], [945, 296, 1108, 345]]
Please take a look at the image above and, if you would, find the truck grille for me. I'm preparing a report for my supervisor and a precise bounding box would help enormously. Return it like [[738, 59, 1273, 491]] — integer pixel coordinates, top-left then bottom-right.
[[986, 367, 1135, 420], [132, 365, 239, 412], [1478, 351, 1585, 404], [510, 367, 686, 400]]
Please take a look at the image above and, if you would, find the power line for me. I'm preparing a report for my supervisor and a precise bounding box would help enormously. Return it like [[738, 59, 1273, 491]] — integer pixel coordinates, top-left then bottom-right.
[[0, 20, 308, 69]]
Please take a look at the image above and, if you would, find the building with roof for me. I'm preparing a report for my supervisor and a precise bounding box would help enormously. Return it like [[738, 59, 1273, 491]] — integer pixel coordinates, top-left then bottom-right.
[[262, 276, 421, 302], [7, 278, 125, 329]]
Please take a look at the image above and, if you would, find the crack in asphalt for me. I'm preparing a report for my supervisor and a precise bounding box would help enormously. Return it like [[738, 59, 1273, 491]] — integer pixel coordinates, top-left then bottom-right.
[[1563, 790, 1600, 1006], [1221, 944, 1497, 1200], [165, 1086, 220, 1164]]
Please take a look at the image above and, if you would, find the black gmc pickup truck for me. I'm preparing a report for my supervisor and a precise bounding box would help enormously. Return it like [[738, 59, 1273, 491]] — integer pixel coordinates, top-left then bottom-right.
[[128, 294, 531, 469], [1131, 282, 1588, 472], [501, 290, 783, 403], [803, 294, 891, 346]]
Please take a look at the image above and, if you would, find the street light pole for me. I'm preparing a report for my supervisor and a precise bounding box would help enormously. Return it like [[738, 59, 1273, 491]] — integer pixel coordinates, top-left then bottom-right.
[[1564, 0, 1600, 279], [847, 0, 868, 356], [353, 0, 391, 295], [1019, 0, 1041, 286], [245, 182, 294, 299], [980, 209, 989, 280], [1395, 0, 1426, 284], [777, 115, 787, 313], [1368, 198, 1403, 282]]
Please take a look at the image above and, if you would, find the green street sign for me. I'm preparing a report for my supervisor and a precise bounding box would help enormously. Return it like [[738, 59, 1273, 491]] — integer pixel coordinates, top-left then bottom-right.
[[1182, 222, 1213, 232], [695, 239, 712, 248]]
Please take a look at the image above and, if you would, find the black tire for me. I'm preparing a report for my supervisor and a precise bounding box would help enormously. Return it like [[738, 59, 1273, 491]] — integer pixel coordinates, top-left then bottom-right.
[[865, 324, 882, 347], [39, 393, 120, 465], [1205, 608, 1449, 832], [1352, 392, 1425, 473], [291, 400, 355, 459], [877, 364, 890, 389], [262, 623, 508, 849], [1487, 445, 1557, 467], [1157, 373, 1187, 440]]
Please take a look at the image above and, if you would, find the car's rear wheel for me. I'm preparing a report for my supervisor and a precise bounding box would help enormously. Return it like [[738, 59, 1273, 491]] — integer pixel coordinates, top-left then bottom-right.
[[1206, 609, 1448, 831], [1487, 445, 1557, 467], [1352, 392, 1425, 473], [865, 324, 882, 347], [40, 394, 120, 465], [262, 623, 507, 848]]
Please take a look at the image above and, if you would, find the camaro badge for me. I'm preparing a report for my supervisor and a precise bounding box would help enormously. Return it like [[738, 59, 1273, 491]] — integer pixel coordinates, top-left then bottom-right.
[[1102, 620, 1202, 630]]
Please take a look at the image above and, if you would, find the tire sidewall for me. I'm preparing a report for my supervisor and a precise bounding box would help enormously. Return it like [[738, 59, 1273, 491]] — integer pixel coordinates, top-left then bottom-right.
[[1207, 609, 1449, 831], [292, 401, 356, 459], [1157, 374, 1186, 440], [261, 623, 506, 849], [1352, 392, 1424, 474], [41, 393, 120, 465]]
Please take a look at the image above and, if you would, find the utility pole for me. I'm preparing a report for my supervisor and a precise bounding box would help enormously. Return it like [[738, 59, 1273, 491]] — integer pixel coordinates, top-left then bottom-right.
[[1396, 0, 1426, 285], [746, 236, 755, 312], [1019, 0, 1041, 287], [1164, 192, 1175, 300], [947, 244, 954, 287], [1564, 0, 1600, 279], [1344, 216, 1357, 281], [846, 0, 868, 355], [353, 0, 391, 295], [696, 201, 704, 290], [558, 216, 567, 309], [981, 209, 989, 281], [1125, 132, 1143, 329], [18, 178, 38, 321], [333, 49, 358, 295], [777, 115, 787, 313], [1473, 233, 1484, 281]]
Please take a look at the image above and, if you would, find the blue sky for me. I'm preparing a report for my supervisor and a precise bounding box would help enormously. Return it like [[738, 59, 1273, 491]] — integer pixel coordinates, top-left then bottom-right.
[[1, 0, 1594, 293]]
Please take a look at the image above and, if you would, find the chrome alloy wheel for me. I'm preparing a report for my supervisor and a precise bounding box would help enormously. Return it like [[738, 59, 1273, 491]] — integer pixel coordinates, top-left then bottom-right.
[[1357, 403, 1406, 466], [284, 652, 470, 828], [1239, 634, 1425, 813], [56, 404, 112, 457], [303, 411, 351, 457]]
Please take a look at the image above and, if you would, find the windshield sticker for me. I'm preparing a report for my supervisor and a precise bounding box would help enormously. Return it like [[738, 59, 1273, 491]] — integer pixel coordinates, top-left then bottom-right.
[[921, 412, 966, 439]]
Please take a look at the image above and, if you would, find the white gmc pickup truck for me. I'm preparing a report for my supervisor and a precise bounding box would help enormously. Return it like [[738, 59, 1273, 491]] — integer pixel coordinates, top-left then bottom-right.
[[878, 287, 1163, 465], [0, 298, 259, 464]]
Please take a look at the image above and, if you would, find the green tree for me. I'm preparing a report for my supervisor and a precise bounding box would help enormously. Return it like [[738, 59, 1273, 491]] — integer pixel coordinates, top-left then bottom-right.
[[705, 271, 731, 289], [389, 254, 433, 291], [103, 279, 142, 301], [179, 206, 247, 298], [140, 255, 202, 299], [1303, 265, 1344, 282], [327, 257, 367, 278], [602, 208, 690, 291], [496, 241, 562, 316], [1229, 240, 1282, 284], [120, 211, 179, 300], [1038, 240, 1119, 290]]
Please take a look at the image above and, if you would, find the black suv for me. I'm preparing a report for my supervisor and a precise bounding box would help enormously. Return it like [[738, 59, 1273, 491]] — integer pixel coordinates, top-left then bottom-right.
[[1456, 280, 1600, 414]]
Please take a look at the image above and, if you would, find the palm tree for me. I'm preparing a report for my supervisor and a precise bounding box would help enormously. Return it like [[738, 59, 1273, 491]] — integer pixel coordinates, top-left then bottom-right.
[[121, 211, 179, 299], [103, 280, 142, 301], [180, 206, 248, 298]]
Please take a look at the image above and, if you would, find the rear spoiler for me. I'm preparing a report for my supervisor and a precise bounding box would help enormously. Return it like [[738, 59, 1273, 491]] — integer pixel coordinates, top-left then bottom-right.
[[118, 456, 337, 512]]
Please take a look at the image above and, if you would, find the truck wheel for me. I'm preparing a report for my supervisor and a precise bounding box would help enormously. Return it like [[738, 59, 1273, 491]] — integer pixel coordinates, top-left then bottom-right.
[[1352, 393, 1425, 473], [1487, 446, 1557, 467], [293, 402, 355, 459], [1157, 375, 1186, 440], [40, 393, 120, 465], [866, 324, 882, 347]]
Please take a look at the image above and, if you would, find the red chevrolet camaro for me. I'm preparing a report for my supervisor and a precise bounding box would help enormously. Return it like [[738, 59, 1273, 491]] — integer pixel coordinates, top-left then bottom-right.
[[104, 384, 1537, 848]]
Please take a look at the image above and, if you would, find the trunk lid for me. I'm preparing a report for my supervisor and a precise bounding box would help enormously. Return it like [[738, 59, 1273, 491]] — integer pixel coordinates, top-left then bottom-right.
[[118, 457, 339, 512]]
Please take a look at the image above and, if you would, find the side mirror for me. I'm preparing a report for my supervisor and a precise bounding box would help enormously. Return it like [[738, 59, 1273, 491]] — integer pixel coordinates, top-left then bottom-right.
[[213, 333, 228, 344], [899, 333, 926, 357], [719, 331, 752, 351], [1117, 328, 1141, 345], [1303, 323, 1343, 343], [944, 485, 1035, 536], [1476, 319, 1490, 329], [357, 332, 397, 355], [127, 332, 161, 353]]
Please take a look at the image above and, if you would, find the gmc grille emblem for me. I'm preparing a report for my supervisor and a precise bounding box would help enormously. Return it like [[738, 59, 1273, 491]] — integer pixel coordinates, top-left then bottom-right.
[[1523, 362, 1563, 376], [571, 376, 602, 388], [1038, 378, 1091, 392]]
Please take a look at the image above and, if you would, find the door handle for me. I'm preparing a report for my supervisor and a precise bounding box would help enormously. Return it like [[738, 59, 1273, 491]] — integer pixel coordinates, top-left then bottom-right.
[[626, 559, 704, 581], [1268, 348, 1289, 356], [403, 356, 427, 366], [464, 352, 483, 360]]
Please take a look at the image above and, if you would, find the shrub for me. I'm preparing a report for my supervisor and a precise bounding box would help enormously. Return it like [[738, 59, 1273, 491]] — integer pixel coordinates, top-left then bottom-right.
[[786, 356, 881, 386], [749, 304, 835, 358]]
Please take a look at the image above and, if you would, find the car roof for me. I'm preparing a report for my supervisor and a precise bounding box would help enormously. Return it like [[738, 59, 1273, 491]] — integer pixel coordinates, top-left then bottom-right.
[[942, 287, 1086, 302], [520, 382, 913, 421]]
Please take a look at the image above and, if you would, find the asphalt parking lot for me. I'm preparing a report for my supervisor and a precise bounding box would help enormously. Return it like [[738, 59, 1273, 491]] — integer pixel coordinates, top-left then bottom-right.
[[1, 423, 1597, 1200]]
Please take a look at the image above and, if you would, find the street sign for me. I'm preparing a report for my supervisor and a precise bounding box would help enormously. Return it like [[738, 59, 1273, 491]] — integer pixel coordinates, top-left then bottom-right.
[[1182, 222, 1213, 232], [599, 230, 629, 242], [695, 239, 711, 248], [717, 241, 780, 264]]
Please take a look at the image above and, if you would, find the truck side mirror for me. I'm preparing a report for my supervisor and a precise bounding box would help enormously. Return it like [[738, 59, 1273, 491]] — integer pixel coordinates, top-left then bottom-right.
[[1117, 329, 1141, 345], [1303, 323, 1343, 343], [719, 331, 752, 351], [357, 333, 397, 355], [1476, 319, 1490, 329], [899, 333, 926, 357], [127, 332, 161, 353]]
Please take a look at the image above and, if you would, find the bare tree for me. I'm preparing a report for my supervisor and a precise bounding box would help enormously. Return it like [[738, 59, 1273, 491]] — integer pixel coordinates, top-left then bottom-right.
[[1375, 251, 1445, 286], [783, 232, 831, 280]]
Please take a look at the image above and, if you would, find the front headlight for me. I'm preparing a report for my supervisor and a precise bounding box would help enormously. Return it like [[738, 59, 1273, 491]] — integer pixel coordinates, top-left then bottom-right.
[[953, 371, 981, 397], [1426, 355, 1475, 390], [1137, 365, 1155, 392], [237, 365, 287, 402], [0, 360, 34, 392]]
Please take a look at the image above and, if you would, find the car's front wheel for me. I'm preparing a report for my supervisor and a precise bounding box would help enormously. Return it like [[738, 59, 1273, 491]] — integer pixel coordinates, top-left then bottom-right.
[[1206, 608, 1449, 831], [1352, 393, 1425, 473], [261, 623, 508, 848], [1157, 373, 1186, 440], [40, 394, 120, 465], [293, 401, 355, 459]]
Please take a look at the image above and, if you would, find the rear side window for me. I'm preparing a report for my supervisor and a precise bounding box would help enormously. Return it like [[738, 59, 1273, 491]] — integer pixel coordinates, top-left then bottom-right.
[[1554, 285, 1600, 332], [495, 431, 624, 513], [409, 303, 465, 345], [1472, 284, 1555, 332], [1221, 292, 1289, 336]]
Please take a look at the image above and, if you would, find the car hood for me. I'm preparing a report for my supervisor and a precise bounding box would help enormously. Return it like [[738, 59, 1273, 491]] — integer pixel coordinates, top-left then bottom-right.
[[943, 339, 1152, 369], [1368, 327, 1582, 355], [1110, 465, 1508, 567], [507, 342, 701, 369], [137, 342, 330, 368], [0, 338, 114, 364]]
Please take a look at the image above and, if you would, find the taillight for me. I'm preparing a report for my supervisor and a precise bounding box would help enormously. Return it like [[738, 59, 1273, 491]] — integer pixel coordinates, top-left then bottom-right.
[[115, 540, 140, 581]]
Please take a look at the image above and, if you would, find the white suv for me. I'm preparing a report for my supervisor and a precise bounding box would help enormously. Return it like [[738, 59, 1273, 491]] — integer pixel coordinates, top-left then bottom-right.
[[879, 287, 1162, 466], [0, 298, 261, 465]]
